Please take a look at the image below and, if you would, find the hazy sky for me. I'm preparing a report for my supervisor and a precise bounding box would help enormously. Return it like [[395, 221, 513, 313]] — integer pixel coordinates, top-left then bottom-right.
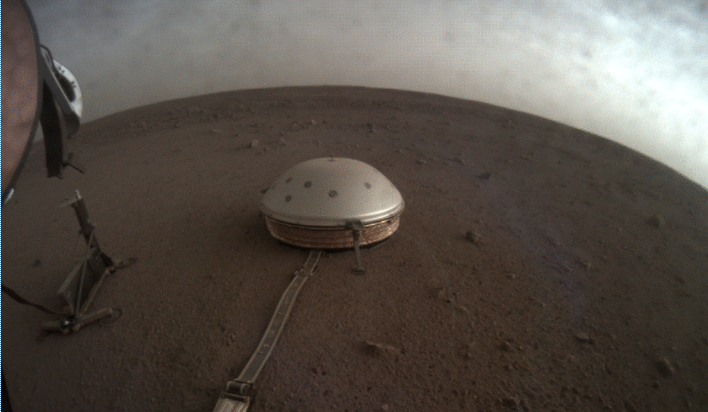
[[26, 0, 708, 188]]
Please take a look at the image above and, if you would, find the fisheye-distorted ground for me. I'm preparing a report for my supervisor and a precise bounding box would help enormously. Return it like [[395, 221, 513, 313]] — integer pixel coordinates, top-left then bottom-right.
[[2, 87, 707, 411]]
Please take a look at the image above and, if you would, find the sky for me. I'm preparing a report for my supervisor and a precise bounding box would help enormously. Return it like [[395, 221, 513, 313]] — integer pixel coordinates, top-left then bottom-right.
[[25, 0, 708, 188]]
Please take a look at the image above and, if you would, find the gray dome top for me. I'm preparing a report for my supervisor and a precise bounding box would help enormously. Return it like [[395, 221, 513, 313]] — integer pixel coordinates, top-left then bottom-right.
[[261, 157, 404, 227]]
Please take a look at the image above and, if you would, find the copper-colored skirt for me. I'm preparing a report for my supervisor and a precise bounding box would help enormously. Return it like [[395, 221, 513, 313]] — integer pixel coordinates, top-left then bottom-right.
[[263, 214, 401, 249]]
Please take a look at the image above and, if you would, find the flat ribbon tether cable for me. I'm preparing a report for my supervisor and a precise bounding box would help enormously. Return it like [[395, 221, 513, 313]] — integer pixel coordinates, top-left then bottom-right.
[[213, 249, 323, 412]]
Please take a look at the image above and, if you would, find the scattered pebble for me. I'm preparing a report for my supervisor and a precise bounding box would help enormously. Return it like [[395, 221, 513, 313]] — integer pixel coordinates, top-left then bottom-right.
[[249, 139, 259, 148], [655, 357, 675, 377], [416, 159, 427, 165], [501, 396, 520, 409], [465, 231, 481, 244], [456, 305, 470, 315], [624, 399, 638, 412], [363, 340, 400, 356], [478, 172, 491, 180], [33, 259, 42, 267], [499, 341, 513, 352], [646, 214, 665, 228], [575, 332, 593, 344], [433, 287, 456, 303]]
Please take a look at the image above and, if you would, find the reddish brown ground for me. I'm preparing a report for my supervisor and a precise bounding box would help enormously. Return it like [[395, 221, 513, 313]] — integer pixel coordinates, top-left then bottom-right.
[[3, 86, 708, 411]]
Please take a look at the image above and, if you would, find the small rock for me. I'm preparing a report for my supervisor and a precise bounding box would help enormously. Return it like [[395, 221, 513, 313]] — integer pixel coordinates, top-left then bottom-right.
[[249, 139, 260, 148], [210, 128, 222, 134], [310, 119, 317, 125], [478, 172, 491, 180], [33, 259, 42, 267], [433, 287, 455, 303], [501, 396, 520, 409], [456, 305, 470, 315], [624, 398, 638, 412], [499, 341, 512, 352], [646, 214, 665, 228], [363, 340, 400, 356], [655, 357, 675, 377], [465, 231, 481, 244], [380, 404, 390, 411], [575, 332, 593, 344], [416, 159, 427, 165]]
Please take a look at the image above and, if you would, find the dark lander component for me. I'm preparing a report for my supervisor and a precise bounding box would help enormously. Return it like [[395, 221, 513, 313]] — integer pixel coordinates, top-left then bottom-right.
[[213, 157, 404, 412]]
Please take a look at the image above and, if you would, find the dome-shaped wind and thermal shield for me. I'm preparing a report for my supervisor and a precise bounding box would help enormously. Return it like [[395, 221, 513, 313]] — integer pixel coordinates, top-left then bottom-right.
[[261, 157, 404, 249]]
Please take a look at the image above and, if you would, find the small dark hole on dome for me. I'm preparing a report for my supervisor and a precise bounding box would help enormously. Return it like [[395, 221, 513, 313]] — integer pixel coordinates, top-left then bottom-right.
[[304, 181, 312, 188], [328, 190, 338, 198], [365, 182, 372, 189], [285, 195, 292, 202]]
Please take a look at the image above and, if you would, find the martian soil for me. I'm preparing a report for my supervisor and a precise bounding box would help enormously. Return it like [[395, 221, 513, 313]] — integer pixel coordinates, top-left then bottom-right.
[[2, 86, 707, 411]]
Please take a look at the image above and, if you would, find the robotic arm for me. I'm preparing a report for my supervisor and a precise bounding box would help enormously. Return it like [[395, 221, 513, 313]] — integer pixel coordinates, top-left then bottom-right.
[[2, 0, 84, 203]]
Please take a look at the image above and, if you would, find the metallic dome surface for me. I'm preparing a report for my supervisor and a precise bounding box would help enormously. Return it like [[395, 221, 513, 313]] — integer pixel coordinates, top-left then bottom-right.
[[261, 157, 404, 228]]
